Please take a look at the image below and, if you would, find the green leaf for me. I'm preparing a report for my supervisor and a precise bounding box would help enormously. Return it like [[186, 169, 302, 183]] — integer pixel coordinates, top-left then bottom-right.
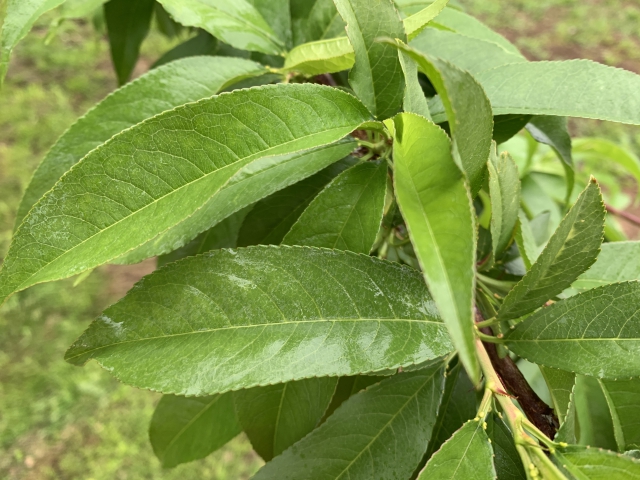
[[600, 378, 640, 451], [104, 0, 155, 85], [237, 158, 357, 247], [417, 420, 496, 479], [488, 146, 520, 257], [14, 56, 268, 232], [572, 242, 640, 292], [556, 384, 577, 444], [149, 393, 241, 468], [498, 181, 605, 321], [152, 31, 219, 68], [540, 366, 575, 425], [333, 0, 406, 119], [515, 210, 539, 270], [403, 0, 449, 40], [506, 282, 640, 379], [0, 84, 372, 304], [233, 377, 338, 461], [389, 113, 480, 384], [65, 246, 453, 395], [283, 37, 354, 75], [390, 42, 493, 194], [253, 363, 446, 480], [573, 138, 640, 188], [0, 0, 66, 85], [575, 375, 618, 450], [319, 374, 387, 422], [283, 160, 388, 253], [290, 0, 343, 46], [486, 414, 527, 480], [156, 0, 285, 55], [398, 45, 431, 119], [493, 114, 533, 144], [555, 446, 640, 480], [246, 0, 292, 49]]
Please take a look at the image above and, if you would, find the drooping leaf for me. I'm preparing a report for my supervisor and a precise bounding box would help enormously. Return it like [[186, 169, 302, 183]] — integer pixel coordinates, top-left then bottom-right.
[[283, 160, 388, 253], [65, 246, 453, 395], [333, 0, 406, 119], [149, 393, 241, 468], [0, 0, 66, 85], [506, 282, 640, 379], [575, 375, 618, 450], [0, 84, 372, 304], [571, 242, 640, 292], [104, 0, 155, 85], [398, 46, 431, 119], [152, 31, 219, 68], [156, 0, 285, 55], [237, 158, 357, 247], [253, 363, 446, 480], [417, 420, 496, 479], [390, 42, 493, 194], [573, 138, 640, 187], [282, 37, 354, 75], [540, 366, 575, 425], [233, 377, 338, 461], [389, 113, 480, 384], [600, 378, 640, 451], [498, 181, 605, 321], [403, 0, 449, 40], [486, 414, 527, 480], [555, 446, 640, 479], [488, 146, 520, 257], [14, 56, 269, 231]]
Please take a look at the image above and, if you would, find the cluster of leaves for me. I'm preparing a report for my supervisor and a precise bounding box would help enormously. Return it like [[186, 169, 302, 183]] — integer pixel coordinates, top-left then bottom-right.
[[3, 0, 640, 478]]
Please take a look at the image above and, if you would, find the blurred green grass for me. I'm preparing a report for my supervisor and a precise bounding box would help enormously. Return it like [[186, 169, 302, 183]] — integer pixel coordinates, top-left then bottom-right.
[[0, 1, 639, 478]]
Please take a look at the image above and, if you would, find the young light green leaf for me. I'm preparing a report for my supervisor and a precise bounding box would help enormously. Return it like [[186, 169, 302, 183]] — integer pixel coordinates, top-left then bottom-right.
[[417, 420, 496, 479], [403, 0, 449, 40], [253, 363, 446, 480], [573, 138, 640, 187], [555, 446, 640, 480], [282, 37, 354, 75], [486, 414, 527, 480], [488, 146, 520, 257], [156, 0, 285, 55], [237, 158, 357, 247], [390, 113, 480, 384], [149, 393, 241, 468], [600, 378, 640, 451], [333, 0, 406, 119], [506, 282, 640, 379], [15, 56, 269, 231], [282, 160, 388, 253], [104, 0, 155, 85], [65, 246, 453, 395], [0, 0, 66, 85], [498, 181, 605, 321], [398, 46, 431, 119], [390, 42, 493, 194], [233, 377, 338, 461], [540, 367, 575, 425], [572, 242, 640, 292], [0, 84, 372, 304]]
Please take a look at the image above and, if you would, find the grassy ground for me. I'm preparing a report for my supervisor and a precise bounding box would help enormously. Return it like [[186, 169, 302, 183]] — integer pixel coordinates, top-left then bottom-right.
[[0, 1, 639, 478]]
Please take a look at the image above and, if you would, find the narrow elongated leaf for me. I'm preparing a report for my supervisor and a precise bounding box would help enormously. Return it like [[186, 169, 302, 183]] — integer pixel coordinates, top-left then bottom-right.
[[403, 0, 449, 40], [600, 378, 640, 451], [488, 147, 520, 257], [104, 0, 155, 86], [15, 56, 268, 231], [334, 0, 406, 119], [283, 160, 388, 253], [283, 37, 354, 75], [418, 420, 496, 479], [390, 113, 479, 384], [506, 282, 640, 379], [575, 375, 618, 450], [253, 363, 446, 480], [572, 242, 640, 292], [515, 210, 540, 270], [487, 414, 527, 480], [540, 367, 575, 425], [156, 0, 285, 55], [556, 384, 577, 444], [398, 46, 431, 119], [149, 393, 241, 468], [0, 0, 66, 85], [555, 446, 640, 479], [290, 0, 343, 46], [65, 246, 453, 395], [237, 158, 356, 247], [0, 84, 372, 304], [498, 181, 605, 321], [390, 42, 493, 193], [233, 377, 338, 460]]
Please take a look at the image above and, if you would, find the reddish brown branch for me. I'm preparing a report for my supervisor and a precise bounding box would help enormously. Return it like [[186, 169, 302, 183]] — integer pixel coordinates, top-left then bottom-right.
[[606, 204, 640, 228]]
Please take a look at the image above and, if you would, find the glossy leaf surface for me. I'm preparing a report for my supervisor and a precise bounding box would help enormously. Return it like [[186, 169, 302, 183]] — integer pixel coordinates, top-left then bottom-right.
[[234, 377, 337, 460], [488, 147, 520, 257], [506, 282, 640, 379], [0, 84, 371, 304], [572, 242, 640, 292], [65, 246, 452, 395], [498, 181, 605, 321], [149, 393, 241, 468], [334, 0, 406, 119], [283, 160, 388, 253], [15, 56, 268, 231], [556, 446, 640, 480], [253, 363, 445, 480], [390, 113, 479, 384], [600, 378, 640, 451]]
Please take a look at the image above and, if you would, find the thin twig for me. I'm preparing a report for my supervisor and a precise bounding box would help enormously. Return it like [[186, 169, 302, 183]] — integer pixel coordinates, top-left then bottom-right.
[[606, 203, 640, 228]]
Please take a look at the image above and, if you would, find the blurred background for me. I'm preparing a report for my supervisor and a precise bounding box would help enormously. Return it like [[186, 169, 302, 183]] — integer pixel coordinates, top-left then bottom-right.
[[1, 1, 639, 478]]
